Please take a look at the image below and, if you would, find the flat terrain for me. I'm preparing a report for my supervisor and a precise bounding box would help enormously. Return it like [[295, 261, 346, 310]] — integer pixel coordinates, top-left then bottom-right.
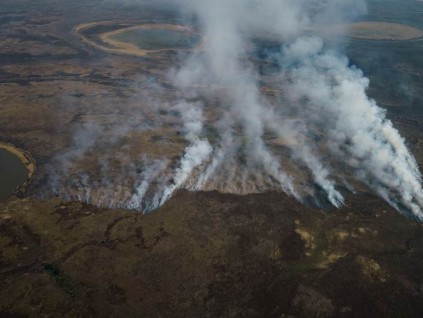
[[313, 21, 423, 41], [0, 0, 422, 316], [0, 142, 36, 199], [1, 190, 422, 317], [347, 21, 423, 40], [0, 148, 27, 200], [75, 21, 201, 57], [0, 143, 35, 179]]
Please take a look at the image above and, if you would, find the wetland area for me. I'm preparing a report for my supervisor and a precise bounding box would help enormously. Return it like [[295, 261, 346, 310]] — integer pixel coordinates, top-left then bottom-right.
[[0, 0, 423, 317], [0, 147, 27, 200], [109, 27, 201, 50], [0, 143, 35, 200]]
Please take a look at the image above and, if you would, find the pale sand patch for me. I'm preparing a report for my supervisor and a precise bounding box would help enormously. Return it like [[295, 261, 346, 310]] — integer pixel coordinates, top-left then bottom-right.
[[312, 21, 423, 41], [348, 22, 423, 40], [74, 21, 204, 57]]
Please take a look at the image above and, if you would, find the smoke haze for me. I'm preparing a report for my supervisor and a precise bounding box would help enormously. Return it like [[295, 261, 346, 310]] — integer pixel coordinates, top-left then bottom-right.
[[40, 0, 423, 221]]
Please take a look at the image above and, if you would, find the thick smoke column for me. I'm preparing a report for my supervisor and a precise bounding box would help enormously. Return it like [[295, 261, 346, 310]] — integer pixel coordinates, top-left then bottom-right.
[[156, 101, 212, 206], [163, 0, 423, 220], [40, 0, 423, 221], [280, 37, 423, 217]]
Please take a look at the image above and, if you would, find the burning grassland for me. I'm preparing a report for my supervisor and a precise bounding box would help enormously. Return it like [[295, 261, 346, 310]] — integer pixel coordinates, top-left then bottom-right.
[[1, 1, 423, 221], [0, 1, 423, 315], [41, 0, 423, 221]]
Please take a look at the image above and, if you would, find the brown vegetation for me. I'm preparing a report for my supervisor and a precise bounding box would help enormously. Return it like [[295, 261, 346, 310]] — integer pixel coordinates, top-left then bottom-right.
[[0, 190, 422, 317]]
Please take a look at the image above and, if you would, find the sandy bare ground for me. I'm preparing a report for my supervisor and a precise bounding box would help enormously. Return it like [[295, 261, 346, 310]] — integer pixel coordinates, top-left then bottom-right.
[[313, 21, 423, 41], [74, 21, 203, 57], [348, 22, 423, 40]]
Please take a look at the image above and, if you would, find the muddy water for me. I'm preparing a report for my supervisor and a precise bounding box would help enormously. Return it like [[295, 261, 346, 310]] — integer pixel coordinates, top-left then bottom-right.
[[0, 148, 28, 200]]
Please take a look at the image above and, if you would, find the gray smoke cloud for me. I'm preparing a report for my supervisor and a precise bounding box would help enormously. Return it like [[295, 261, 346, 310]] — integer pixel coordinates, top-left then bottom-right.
[[39, 0, 423, 221], [159, 0, 423, 220]]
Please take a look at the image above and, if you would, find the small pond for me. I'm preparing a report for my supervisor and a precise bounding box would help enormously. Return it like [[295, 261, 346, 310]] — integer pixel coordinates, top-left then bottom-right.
[[110, 28, 201, 50], [0, 148, 28, 200]]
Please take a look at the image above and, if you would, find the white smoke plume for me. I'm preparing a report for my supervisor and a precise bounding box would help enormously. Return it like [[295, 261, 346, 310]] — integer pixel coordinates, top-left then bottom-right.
[[38, 0, 423, 221], [280, 37, 423, 217], [156, 101, 213, 206], [127, 157, 169, 210], [162, 0, 423, 220]]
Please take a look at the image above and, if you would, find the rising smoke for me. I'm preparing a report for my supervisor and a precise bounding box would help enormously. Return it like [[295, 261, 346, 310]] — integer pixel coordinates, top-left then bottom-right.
[[40, 0, 423, 221]]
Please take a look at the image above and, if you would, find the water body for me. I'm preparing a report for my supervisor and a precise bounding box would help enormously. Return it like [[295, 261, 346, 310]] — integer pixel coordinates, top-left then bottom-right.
[[0, 148, 28, 200], [111, 28, 200, 50]]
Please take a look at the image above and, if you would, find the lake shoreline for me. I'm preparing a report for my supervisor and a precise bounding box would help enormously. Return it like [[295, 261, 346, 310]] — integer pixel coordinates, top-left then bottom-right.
[[0, 142, 36, 197]]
